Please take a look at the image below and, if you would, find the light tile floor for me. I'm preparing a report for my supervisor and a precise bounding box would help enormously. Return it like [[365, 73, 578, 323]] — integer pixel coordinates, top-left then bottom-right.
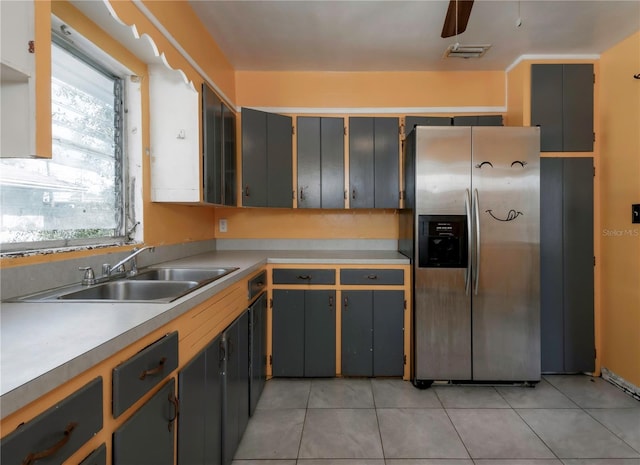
[[233, 375, 640, 465]]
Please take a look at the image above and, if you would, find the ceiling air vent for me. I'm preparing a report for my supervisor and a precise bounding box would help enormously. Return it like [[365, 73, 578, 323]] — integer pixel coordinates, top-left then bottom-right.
[[444, 43, 491, 59]]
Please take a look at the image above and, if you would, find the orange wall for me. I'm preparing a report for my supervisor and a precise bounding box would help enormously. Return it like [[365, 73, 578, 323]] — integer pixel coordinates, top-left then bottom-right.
[[598, 31, 640, 387], [236, 70, 505, 108]]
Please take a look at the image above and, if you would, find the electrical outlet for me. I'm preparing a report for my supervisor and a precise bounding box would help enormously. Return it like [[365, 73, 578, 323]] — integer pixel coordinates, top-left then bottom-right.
[[632, 204, 640, 224], [219, 219, 228, 233]]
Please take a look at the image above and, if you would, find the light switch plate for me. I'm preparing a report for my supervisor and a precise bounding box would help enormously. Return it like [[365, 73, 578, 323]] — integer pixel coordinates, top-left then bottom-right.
[[219, 219, 228, 233], [632, 204, 640, 224]]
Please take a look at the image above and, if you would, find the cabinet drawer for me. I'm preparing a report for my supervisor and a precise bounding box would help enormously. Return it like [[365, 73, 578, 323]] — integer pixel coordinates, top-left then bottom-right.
[[113, 331, 179, 418], [273, 268, 335, 285], [340, 268, 404, 285], [79, 443, 106, 465], [248, 270, 267, 299], [1, 377, 103, 465]]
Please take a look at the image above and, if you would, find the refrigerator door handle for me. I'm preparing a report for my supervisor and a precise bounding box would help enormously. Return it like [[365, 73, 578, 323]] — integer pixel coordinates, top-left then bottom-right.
[[465, 189, 472, 295], [473, 188, 481, 295]]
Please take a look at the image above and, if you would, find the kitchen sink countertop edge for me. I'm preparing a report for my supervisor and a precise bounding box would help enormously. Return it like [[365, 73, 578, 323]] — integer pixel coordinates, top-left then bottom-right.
[[0, 249, 409, 419]]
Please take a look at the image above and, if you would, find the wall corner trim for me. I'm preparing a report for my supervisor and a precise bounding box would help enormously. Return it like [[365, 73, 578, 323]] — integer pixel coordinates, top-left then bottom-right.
[[505, 54, 601, 73]]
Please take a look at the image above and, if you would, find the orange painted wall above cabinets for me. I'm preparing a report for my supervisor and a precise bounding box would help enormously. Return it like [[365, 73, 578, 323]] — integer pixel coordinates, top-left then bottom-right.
[[598, 31, 640, 388], [235, 70, 505, 109]]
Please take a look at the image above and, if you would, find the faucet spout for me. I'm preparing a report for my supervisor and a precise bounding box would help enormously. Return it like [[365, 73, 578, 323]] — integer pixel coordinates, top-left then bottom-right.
[[108, 246, 155, 276]]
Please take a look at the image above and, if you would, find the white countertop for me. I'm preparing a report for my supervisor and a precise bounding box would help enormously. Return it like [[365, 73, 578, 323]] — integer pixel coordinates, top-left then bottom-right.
[[0, 250, 408, 419]]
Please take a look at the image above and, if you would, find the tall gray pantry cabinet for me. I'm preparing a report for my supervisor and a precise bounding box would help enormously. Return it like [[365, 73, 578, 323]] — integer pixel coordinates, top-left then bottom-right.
[[242, 107, 293, 207]]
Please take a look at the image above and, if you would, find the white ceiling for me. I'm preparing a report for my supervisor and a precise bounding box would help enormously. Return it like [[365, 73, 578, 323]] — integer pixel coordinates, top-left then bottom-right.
[[188, 0, 640, 71]]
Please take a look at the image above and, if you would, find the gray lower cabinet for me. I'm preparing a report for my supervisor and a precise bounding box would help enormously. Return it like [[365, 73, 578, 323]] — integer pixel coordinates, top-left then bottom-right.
[[1, 377, 103, 465], [272, 289, 336, 377], [297, 116, 345, 208], [222, 311, 250, 465], [349, 117, 399, 209], [177, 335, 223, 465], [342, 290, 404, 377], [242, 107, 293, 207], [541, 157, 595, 373], [531, 64, 594, 152], [79, 443, 107, 465], [250, 292, 268, 415], [113, 379, 176, 465]]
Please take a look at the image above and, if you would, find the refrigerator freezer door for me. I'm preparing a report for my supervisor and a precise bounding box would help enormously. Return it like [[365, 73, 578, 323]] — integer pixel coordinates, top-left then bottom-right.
[[413, 127, 472, 381], [471, 127, 541, 381]]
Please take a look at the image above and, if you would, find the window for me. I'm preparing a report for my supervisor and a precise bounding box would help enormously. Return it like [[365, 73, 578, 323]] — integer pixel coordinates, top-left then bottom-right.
[[0, 38, 128, 253]]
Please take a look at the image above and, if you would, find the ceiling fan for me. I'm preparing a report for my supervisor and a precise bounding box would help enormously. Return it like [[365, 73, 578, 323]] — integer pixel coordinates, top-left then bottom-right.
[[441, 0, 474, 38]]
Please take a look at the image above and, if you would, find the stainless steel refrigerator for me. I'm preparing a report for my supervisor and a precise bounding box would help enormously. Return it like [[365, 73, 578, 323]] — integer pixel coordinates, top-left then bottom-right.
[[400, 126, 541, 385]]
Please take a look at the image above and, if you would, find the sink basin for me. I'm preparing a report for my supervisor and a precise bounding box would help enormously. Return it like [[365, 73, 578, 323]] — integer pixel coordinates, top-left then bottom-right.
[[129, 267, 238, 283], [58, 280, 199, 302]]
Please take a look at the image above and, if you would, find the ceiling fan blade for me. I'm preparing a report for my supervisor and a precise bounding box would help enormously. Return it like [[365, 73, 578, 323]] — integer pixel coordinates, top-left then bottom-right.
[[441, 0, 474, 38]]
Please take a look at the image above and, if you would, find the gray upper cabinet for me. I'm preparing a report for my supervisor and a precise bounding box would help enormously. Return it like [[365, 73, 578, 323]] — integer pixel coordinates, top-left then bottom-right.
[[203, 83, 236, 206], [453, 115, 503, 126], [349, 117, 400, 209], [531, 64, 594, 152], [404, 116, 451, 137], [297, 116, 345, 209], [242, 107, 293, 208]]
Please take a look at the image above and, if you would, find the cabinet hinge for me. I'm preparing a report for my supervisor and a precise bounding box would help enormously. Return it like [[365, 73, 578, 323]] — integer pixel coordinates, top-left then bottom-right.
[[593, 73, 596, 84], [292, 190, 296, 200], [593, 166, 596, 177], [594, 256, 596, 266], [269, 298, 273, 308], [28, 41, 35, 53], [399, 190, 405, 200], [404, 300, 407, 309], [344, 126, 347, 136], [593, 132, 596, 142], [398, 125, 402, 135], [403, 354, 407, 365], [292, 126, 295, 136], [594, 348, 597, 360], [269, 354, 273, 365], [344, 189, 348, 200]]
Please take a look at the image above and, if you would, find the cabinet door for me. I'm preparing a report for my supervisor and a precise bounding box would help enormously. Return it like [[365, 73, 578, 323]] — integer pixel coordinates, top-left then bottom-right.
[[178, 350, 207, 465], [79, 444, 107, 465], [222, 103, 237, 206], [203, 83, 223, 204], [373, 291, 405, 376], [341, 291, 373, 376], [267, 112, 293, 207], [236, 312, 250, 439], [374, 117, 400, 209], [531, 64, 564, 152], [113, 379, 175, 465], [563, 64, 594, 152], [349, 117, 375, 208], [304, 290, 336, 377], [272, 290, 305, 376], [250, 293, 268, 415], [405, 116, 451, 136], [452, 116, 479, 126], [242, 108, 268, 207], [297, 116, 322, 208], [321, 117, 345, 208], [204, 337, 224, 465]]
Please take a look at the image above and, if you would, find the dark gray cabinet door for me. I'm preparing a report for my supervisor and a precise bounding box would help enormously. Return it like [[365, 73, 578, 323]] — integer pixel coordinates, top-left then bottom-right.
[[236, 312, 250, 438], [321, 117, 345, 208], [79, 444, 107, 465], [222, 103, 237, 206], [373, 291, 405, 376], [113, 379, 175, 465], [203, 83, 223, 205], [267, 112, 293, 207], [272, 290, 305, 376], [178, 350, 207, 465], [304, 290, 336, 377], [540, 157, 594, 373], [341, 291, 373, 376], [563, 64, 594, 152], [204, 337, 223, 465], [297, 116, 322, 208], [405, 116, 451, 136], [531, 64, 593, 152], [242, 108, 268, 206], [250, 293, 268, 415], [453, 116, 503, 127], [374, 117, 400, 209], [349, 117, 375, 208]]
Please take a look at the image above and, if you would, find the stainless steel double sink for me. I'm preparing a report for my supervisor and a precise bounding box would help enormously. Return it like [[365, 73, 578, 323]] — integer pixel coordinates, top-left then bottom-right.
[[17, 267, 239, 303]]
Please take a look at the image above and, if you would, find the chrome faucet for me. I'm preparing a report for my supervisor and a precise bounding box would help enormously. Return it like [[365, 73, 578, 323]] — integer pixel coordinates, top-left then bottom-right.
[[104, 246, 155, 277]]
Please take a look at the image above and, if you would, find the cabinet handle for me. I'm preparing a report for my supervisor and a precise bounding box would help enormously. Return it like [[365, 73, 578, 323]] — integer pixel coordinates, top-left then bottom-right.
[[300, 187, 305, 201], [255, 281, 264, 288], [139, 357, 166, 380], [329, 296, 333, 307], [297, 275, 311, 280], [352, 189, 356, 200], [366, 274, 378, 280], [245, 185, 250, 197], [22, 422, 78, 465], [168, 392, 179, 432], [344, 297, 348, 308]]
